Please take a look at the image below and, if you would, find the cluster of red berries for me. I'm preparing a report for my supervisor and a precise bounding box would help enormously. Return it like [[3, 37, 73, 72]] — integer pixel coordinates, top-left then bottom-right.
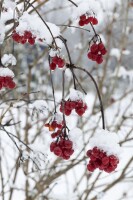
[[50, 56, 65, 70], [87, 42, 107, 64], [86, 147, 119, 173], [0, 76, 16, 90], [50, 138, 74, 160], [12, 30, 36, 45], [45, 120, 64, 131], [79, 14, 98, 26], [60, 99, 87, 116]]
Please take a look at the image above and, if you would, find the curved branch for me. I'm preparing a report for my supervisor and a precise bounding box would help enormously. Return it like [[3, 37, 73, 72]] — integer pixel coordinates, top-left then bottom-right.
[[73, 66, 105, 130]]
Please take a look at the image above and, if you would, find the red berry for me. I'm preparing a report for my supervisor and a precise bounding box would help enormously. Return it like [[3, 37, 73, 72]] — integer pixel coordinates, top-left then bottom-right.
[[24, 31, 32, 39], [98, 42, 105, 51], [79, 20, 85, 26], [50, 62, 56, 70], [88, 16, 94, 23], [12, 32, 21, 42], [20, 37, 27, 44], [57, 58, 65, 68], [50, 142, 56, 152], [63, 154, 70, 160], [8, 81, 16, 89], [57, 124, 63, 129], [64, 140, 73, 149], [92, 17, 98, 25], [90, 43, 99, 53], [69, 101, 76, 109], [28, 37, 35, 45], [75, 108, 85, 116], [93, 147, 99, 154], [54, 146, 62, 157], [76, 101, 83, 108], [86, 150, 92, 157], [65, 109, 72, 116], [84, 17, 91, 24], [100, 48, 107, 55], [87, 163, 95, 172], [90, 155, 97, 161], [91, 53, 98, 61], [52, 56, 59, 64], [102, 156, 109, 165], [96, 55, 103, 64], [80, 14, 87, 21], [0, 82, 2, 90]]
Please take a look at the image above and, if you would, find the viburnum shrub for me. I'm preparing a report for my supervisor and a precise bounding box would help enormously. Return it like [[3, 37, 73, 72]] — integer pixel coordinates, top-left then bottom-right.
[[0, 0, 121, 175]]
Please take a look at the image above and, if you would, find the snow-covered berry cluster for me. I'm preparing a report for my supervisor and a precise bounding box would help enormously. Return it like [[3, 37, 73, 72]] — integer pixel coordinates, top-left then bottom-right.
[[79, 14, 98, 26], [0, 68, 16, 90], [60, 88, 87, 116], [87, 42, 107, 64], [50, 137, 74, 160], [60, 99, 87, 116], [87, 129, 121, 173], [12, 30, 36, 45], [50, 56, 65, 70], [86, 147, 119, 173]]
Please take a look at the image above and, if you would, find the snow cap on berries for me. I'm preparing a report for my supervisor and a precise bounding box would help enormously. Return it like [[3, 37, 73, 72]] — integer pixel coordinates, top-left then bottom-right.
[[69, 88, 84, 102], [89, 129, 121, 158], [0, 67, 14, 77], [72, 0, 101, 19], [52, 113, 63, 125]]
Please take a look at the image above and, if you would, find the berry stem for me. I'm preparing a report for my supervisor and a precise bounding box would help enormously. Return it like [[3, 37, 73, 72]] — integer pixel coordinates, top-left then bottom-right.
[[57, 24, 90, 33], [62, 70, 67, 126], [48, 56, 57, 113], [59, 35, 77, 90], [73, 66, 105, 130], [90, 22, 97, 36]]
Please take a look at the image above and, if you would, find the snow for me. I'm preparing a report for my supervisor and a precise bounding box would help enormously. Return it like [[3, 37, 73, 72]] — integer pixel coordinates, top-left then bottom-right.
[[52, 112, 63, 124], [2, 54, 17, 66], [110, 48, 130, 59], [112, 66, 133, 83], [89, 129, 121, 158], [3, 0, 16, 10], [0, 21, 5, 44], [0, 67, 14, 77], [69, 128, 82, 150], [31, 100, 49, 116], [110, 48, 121, 60], [69, 88, 84, 101]]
